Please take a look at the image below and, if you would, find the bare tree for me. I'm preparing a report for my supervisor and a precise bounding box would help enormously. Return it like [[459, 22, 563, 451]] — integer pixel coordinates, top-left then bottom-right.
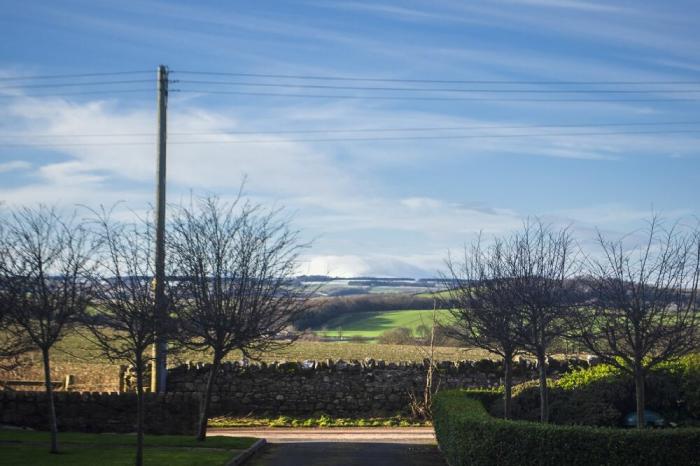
[[0, 206, 94, 453], [445, 222, 575, 422], [505, 220, 577, 423], [573, 217, 700, 428], [168, 196, 311, 441], [444, 236, 523, 419], [0, 220, 32, 370], [81, 207, 176, 466], [408, 299, 441, 420]]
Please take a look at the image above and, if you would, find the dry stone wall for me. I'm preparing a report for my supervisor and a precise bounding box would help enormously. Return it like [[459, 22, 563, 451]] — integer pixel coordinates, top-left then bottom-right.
[[0, 391, 198, 434], [166, 357, 585, 416]]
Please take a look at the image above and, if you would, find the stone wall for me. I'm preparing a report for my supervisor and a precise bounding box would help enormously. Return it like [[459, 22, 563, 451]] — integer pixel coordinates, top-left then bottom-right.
[[165, 357, 586, 417], [0, 391, 198, 434]]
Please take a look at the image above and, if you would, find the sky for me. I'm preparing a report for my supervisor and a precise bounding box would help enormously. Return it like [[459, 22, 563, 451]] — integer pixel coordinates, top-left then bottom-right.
[[0, 0, 699, 277]]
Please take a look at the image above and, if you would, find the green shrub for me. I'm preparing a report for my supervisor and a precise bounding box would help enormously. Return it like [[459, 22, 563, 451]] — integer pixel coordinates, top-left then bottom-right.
[[680, 354, 700, 419], [491, 376, 624, 426], [557, 363, 622, 390], [433, 390, 700, 466], [501, 356, 700, 427]]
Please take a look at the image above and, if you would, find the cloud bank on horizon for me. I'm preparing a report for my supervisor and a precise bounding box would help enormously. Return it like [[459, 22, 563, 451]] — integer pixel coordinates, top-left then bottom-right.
[[1, 0, 699, 277]]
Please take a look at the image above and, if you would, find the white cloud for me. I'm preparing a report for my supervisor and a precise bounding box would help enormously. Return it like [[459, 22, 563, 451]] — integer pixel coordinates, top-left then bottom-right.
[[0, 160, 31, 173], [0, 76, 697, 276], [400, 197, 443, 210], [299, 253, 444, 278]]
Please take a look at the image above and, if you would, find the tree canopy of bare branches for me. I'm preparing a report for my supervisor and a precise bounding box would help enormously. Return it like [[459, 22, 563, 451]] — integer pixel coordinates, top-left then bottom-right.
[[445, 220, 576, 423], [168, 196, 312, 441], [506, 220, 577, 422], [573, 217, 700, 428], [445, 235, 523, 419], [0, 220, 32, 369], [82, 206, 178, 466], [0, 205, 94, 453]]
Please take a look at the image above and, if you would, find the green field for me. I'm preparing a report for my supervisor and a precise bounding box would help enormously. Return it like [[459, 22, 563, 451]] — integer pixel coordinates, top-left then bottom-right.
[[414, 290, 454, 299], [318, 309, 455, 339], [0, 429, 256, 466]]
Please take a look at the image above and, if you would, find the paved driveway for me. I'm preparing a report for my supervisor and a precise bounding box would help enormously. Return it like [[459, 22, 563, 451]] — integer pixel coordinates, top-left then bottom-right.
[[211, 428, 446, 466], [247, 442, 445, 466]]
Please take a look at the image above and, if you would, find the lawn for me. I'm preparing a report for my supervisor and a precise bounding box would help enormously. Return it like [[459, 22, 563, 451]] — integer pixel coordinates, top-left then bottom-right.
[[318, 309, 455, 340], [0, 429, 256, 466]]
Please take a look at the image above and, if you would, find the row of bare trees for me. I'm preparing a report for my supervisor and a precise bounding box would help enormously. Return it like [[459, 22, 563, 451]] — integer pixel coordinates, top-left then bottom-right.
[[0, 196, 310, 465], [445, 218, 700, 428]]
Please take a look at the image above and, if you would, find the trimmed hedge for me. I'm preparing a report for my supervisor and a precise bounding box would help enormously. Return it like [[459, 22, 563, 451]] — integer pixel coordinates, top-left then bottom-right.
[[433, 390, 700, 466]]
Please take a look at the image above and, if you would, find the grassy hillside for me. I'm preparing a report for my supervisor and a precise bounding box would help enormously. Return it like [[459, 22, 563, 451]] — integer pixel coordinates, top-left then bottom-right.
[[318, 309, 454, 339], [414, 290, 454, 299], [296, 293, 437, 329]]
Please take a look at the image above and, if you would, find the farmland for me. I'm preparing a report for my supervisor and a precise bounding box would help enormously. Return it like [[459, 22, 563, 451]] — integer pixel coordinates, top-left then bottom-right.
[[317, 309, 455, 340], [45, 335, 491, 365]]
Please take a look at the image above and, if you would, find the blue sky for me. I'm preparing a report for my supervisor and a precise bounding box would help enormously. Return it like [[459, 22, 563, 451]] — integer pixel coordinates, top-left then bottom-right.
[[1, 0, 699, 277]]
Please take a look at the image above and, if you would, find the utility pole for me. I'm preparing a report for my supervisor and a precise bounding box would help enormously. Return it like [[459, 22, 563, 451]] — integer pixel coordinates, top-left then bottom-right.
[[152, 64, 168, 394]]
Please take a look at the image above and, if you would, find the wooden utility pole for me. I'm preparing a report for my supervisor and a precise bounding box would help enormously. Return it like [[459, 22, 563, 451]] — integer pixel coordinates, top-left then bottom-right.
[[152, 64, 168, 393]]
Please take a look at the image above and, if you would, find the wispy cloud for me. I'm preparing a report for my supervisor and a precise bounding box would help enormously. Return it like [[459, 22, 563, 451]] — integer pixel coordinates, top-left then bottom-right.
[[498, 0, 628, 13], [1, 0, 699, 276], [0, 160, 31, 173]]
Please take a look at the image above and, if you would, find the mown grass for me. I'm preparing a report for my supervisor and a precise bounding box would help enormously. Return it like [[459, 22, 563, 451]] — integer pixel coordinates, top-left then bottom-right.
[[318, 309, 454, 340], [0, 429, 256, 466]]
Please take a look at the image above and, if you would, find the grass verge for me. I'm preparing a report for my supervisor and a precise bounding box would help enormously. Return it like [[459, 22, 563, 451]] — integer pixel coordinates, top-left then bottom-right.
[[0, 429, 256, 466], [209, 414, 431, 428]]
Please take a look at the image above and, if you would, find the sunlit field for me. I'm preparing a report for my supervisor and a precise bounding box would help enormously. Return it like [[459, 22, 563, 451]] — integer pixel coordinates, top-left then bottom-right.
[[318, 309, 454, 340]]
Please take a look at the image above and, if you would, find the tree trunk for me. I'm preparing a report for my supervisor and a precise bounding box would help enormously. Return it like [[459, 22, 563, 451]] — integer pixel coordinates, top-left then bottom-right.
[[196, 357, 221, 441], [634, 368, 646, 428], [536, 351, 549, 423], [503, 353, 513, 420], [135, 353, 145, 466], [41, 347, 59, 454]]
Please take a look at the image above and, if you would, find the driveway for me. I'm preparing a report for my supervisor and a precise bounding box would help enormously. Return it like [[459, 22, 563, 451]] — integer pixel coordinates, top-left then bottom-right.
[[210, 427, 446, 466]]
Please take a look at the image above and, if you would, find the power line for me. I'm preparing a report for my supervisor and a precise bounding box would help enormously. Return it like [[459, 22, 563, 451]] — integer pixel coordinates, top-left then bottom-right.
[[109, 128, 700, 144], [172, 70, 700, 86], [0, 89, 157, 99], [0, 71, 153, 82], [5, 88, 695, 102], [2, 128, 699, 148], [0, 80, 153, 90], [176, 89, 700, 102], [178, 79, 700, 94], [5, 120, 700, 139]]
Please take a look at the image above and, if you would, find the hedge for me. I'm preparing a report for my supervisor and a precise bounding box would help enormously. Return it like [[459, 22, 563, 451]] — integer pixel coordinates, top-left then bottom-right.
[[432, 390, 700, 466]]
